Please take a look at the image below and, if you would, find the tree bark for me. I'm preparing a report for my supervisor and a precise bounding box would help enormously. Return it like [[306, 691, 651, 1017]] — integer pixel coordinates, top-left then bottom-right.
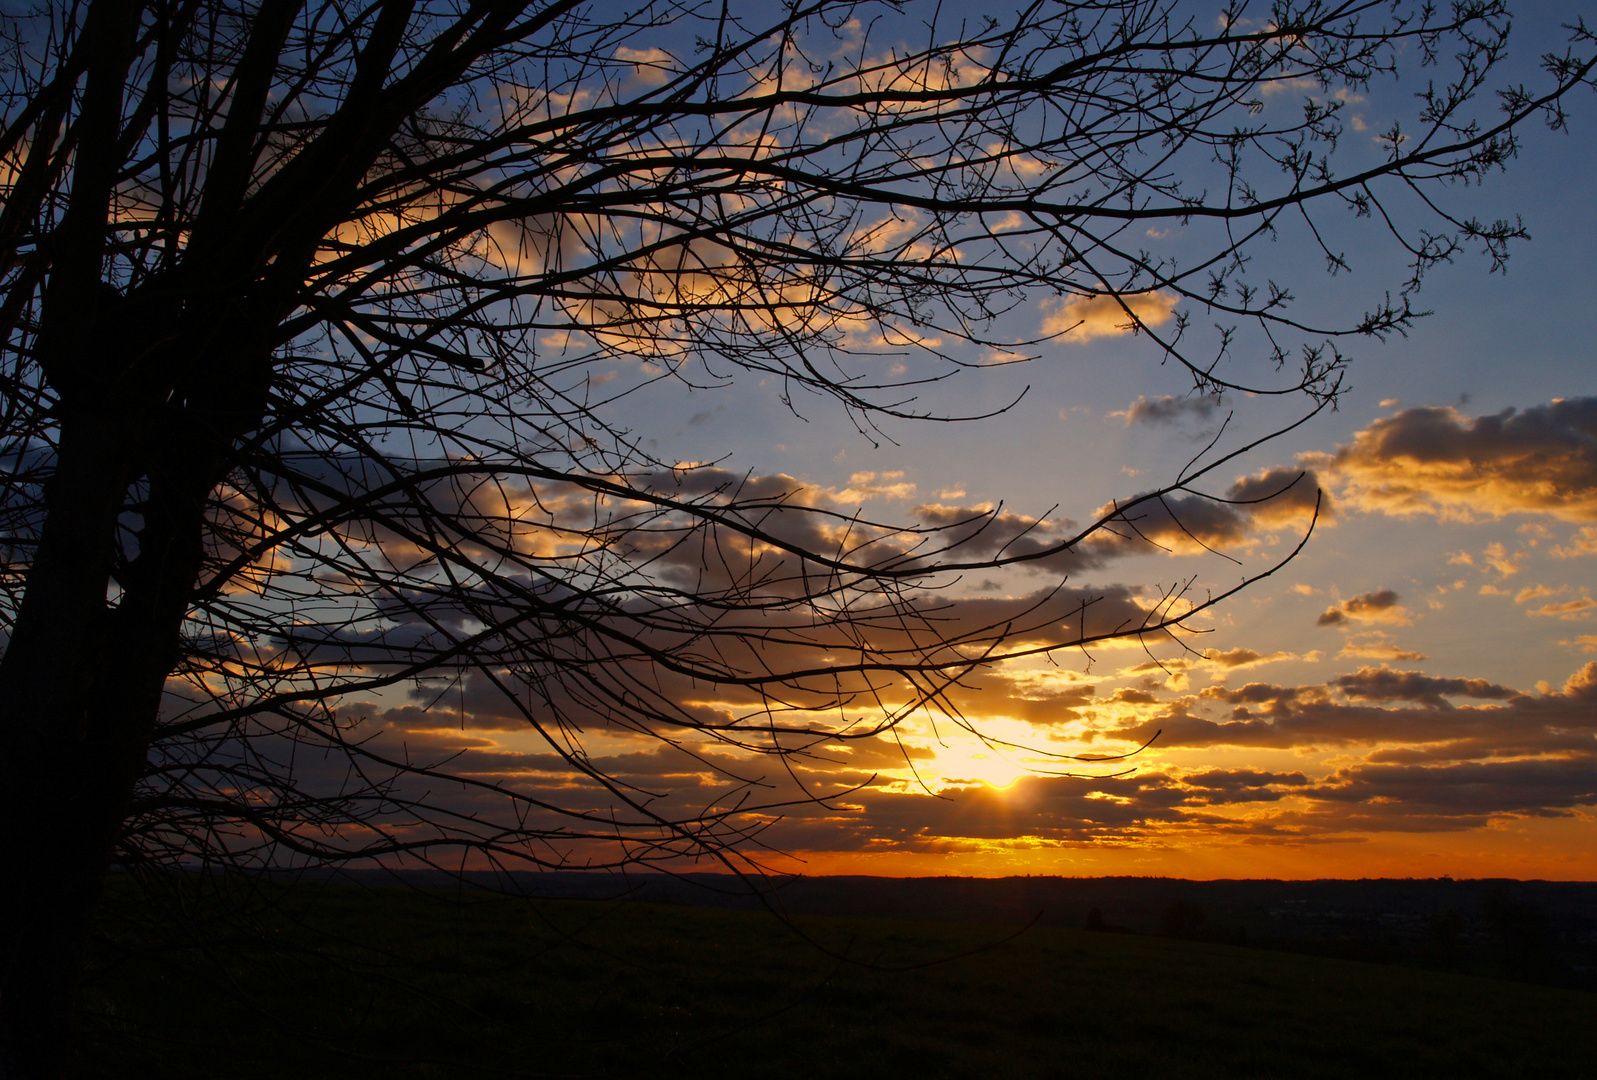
[[0, 303, 264, 1075], [0, 406, 146, 1078]]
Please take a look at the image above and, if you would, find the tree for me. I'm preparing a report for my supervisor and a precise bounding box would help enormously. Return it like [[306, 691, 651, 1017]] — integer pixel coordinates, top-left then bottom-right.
[[0, 0, 1589, 1071]]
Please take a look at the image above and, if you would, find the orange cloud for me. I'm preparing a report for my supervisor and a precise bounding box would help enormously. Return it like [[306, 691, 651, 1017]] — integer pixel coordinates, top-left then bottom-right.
[[1338, 642, 1427, 661], [1199, 647, 1298, 670], [1040, 291, 1179, 341], [1553, 526, 1597, 557], [614, 46, 675, 87], [1312, 399, 1597, 521], [1528, 596, 1596, 620]]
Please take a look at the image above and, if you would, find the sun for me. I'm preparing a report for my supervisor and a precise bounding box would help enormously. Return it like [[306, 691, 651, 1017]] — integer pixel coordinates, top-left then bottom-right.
[[931, 744, 1031, 790]]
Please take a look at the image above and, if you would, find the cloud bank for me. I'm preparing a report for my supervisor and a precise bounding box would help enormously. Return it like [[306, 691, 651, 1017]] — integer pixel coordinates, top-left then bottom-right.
[[1316, 398, 1597, 521]]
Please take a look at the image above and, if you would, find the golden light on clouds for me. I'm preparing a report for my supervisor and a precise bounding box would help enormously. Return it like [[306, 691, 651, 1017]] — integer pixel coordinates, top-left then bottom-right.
[[1313, 400, 1597, 522], [333, 396, 1597, 881], [614, 46, 675, 86], [929, 743, 1032, 790], [1039, 291, 1180, 341]]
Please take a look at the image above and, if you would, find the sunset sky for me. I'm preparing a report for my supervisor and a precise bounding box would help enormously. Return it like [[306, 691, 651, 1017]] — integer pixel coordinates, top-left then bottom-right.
[[347, 4, 1597, 882]]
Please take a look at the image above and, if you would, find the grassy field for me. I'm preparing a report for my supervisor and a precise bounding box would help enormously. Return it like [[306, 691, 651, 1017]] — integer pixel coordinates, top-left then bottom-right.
[[75, 876, 1597, 1079]]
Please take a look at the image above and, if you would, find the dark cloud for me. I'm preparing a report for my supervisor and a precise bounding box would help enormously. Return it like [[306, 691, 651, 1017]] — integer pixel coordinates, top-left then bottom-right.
[[1178, 768, 1312, 803], [1094, 466, 1326, 554], [908, 465, 1324, 574], [1108, 663, 1597, 755], [1116, 394, 1223, 427], [1332, 668, 1517, 706], [1201, 682, 1320, 706], [1317, 398, 1597, 521], [1201, 648, 1268, 668], [1223, 467, 1331, 526], [1317, 588, 1402, 626], [330, 582, 1155, 741], [1308, 758, 1597, 825], [234, 451, 1329, 754]]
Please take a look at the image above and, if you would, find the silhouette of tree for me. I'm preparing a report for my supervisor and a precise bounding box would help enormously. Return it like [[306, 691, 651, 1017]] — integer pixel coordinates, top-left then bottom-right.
[[0, 0, 1590, 1070]]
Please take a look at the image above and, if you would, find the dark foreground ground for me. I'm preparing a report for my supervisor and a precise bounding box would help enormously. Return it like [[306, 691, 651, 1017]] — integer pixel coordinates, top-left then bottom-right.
[[76, 873, 1597, 1079], [356, 869, 1597, 990]]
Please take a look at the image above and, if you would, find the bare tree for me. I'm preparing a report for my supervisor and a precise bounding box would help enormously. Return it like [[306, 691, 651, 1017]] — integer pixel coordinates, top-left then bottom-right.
[[0, 0, 1590, 1071]]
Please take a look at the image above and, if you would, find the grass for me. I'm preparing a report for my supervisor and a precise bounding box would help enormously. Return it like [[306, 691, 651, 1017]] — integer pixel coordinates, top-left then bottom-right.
[[74, 875, 1597, 1079]]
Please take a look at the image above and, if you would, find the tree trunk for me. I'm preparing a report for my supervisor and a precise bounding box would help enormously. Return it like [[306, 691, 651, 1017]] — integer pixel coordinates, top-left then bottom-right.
[[0, 408, 144, 1078], [0, 4, 321, 1057], [0, 377, 239, 1077]]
